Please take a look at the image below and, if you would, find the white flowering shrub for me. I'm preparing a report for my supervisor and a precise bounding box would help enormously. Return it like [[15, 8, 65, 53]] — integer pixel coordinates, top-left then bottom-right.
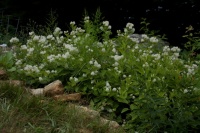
[[9, 11, 200, 132]]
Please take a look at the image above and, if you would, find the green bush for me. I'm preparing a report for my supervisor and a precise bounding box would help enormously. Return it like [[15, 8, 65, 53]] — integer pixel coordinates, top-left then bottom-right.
[[8, 10, 200, 132]]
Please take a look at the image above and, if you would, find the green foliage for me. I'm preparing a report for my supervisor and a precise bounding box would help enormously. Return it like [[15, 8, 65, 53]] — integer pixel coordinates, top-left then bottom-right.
[[0, 51, 14, 70], [5, 9, 200, 132], [0, 14, 19, 46], [140, 17, 168, 42], [181, 25, 200, 61]]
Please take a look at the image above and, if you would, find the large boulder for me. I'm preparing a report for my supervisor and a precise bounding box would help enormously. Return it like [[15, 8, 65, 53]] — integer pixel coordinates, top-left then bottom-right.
[[128, 33, 170, 50]]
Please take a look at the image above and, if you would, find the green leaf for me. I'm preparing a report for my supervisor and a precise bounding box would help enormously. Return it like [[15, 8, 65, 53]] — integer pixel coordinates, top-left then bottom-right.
[[131, 114, 138, 121], [121, 108, 129, 113], [130, 104, 139, 110], [116, 97, 129, 104], [7, 67, 16, 72]]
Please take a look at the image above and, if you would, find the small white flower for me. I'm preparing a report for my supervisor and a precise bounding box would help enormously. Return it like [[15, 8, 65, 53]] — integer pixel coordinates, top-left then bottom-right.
[[15, 60, 22, 65], [91, 71, 95, 76], [29, 31, 35, 36], [112, 88, 117, 91], [39, 77, 43, 81], [105, 87, 110, 92], [84, 16, 90, 21], [74, 77, 78, 82], [102, 48, 106, 52], [69, 77, 73, 81], [89, 60, 93, 64], [108, 109, 113, 113], [43, 70, 49, 74], [100, 26, 104, 30], [142, 62, 149, 67], [106, 81, 110, 87], [152, 78, 157, 82], [82, 73, 87, 77], [91, 80, 95, 84], [112, 62, 119, 67], [184, 89, 189, 93]]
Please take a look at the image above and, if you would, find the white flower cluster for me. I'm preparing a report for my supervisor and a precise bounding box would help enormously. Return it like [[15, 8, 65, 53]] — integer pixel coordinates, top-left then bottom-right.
[[142, 62, 149, 68], [48, 53, 71, 62], [100, 21, 112, 30], [105, 81, 119, 92], [71, 27, 85, 35], [61, 52, 71, 59], [152, 53, 161, 60], [30, 35, 48, 45], [20, 45, 27, 50], [63, 43, 78, 52], [111, 55, 124, 61], [69, 76, 79, 82], [141, 34, 149, 40], [10, 37, 19, 43], [124, 22, 135, 33], [40, 51, 46, 54], [53, 27, 62, 36], [29, 31, 35, 36], [111, 55, 124, 68], [15, 59, 22, 66], [27, 47, 34, 55], [126, 23, 134, 29], [149, 37, 158, 43], [105, 81, 111, 91], [55, 36, 64, 44], [24, 64, 40, 73], [70, 21, 75, 25], [84, 16, 90, 23], [162, 46, 181, 60], [33, 35, 40, 41], [130, 37, 140, 43], [46, 35, 55, 40], [184, 64, 198, 77], [47, 54, 57, 62], [90, 71, 98, 76], [89, 59, 101, 68], [171, 46, 181, 52]]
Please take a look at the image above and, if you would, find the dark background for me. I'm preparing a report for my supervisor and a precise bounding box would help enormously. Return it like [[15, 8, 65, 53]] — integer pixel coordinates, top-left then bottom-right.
[[1, 0, 200, 48]]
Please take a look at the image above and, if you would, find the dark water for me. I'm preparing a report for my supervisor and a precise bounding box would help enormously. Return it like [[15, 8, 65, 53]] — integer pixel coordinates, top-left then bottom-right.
[[1, 0, 200, 49]]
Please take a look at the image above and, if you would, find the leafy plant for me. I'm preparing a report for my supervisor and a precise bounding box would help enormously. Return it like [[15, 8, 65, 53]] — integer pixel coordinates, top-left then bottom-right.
[[7, 9, 200, 132], [181, 25, 200, 61], [0, 51, 14, 70], [140, 17, 167, 41]]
